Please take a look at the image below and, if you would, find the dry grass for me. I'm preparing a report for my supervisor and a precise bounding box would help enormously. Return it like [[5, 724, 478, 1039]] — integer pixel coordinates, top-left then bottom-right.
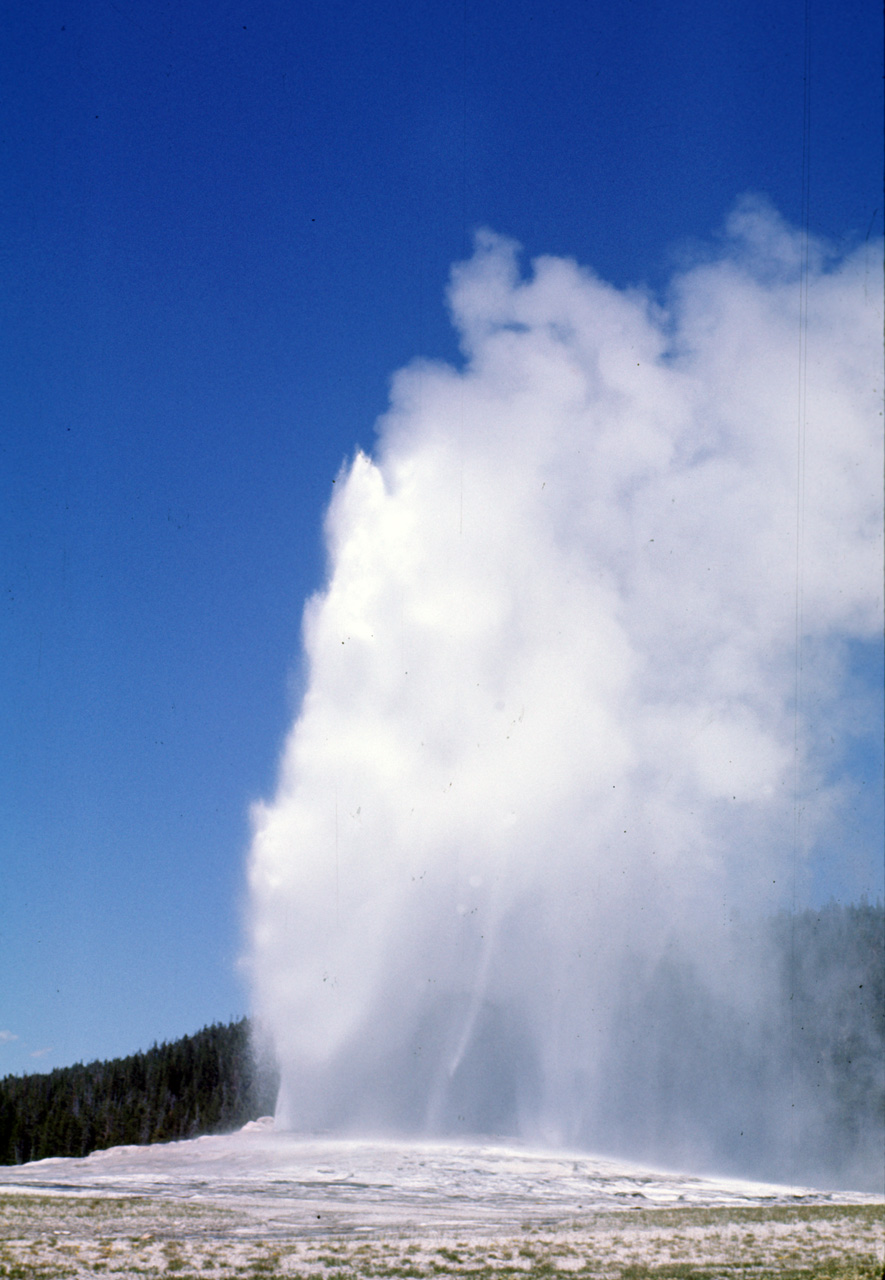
[[0, 1192, 882, 1279]]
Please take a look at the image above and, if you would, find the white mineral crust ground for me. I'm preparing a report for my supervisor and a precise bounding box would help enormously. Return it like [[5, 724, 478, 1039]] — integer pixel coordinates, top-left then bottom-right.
[[0, 1120, 879, 1237]]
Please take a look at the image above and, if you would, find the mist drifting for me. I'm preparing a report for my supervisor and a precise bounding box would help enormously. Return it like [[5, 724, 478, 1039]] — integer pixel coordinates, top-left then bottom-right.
[[247, 202, 883, 1185]]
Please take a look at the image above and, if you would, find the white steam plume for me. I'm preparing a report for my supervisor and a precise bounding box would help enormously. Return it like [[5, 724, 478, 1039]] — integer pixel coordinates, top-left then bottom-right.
[[247, 199, 883, 1177]]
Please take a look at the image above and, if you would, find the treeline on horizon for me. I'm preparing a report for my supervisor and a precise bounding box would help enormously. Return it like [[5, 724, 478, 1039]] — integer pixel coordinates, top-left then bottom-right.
[[600, 897, 884, 1188], [1, 901, 882, 1180], [0, 1017, 278, 1165]]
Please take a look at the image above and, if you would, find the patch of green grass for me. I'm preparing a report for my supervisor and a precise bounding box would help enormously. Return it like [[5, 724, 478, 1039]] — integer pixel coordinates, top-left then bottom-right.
[[437, 1247, 463, 1262], [618, 1258, 883, 1280], [614, 1202, 883, 1231]]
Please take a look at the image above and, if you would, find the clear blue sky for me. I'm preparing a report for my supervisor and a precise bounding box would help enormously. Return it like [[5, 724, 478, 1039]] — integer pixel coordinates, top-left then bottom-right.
[[2, 0, 882, 1075]]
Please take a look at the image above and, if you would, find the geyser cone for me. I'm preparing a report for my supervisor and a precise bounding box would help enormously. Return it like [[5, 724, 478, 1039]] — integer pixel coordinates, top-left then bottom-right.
[[247, 204, 883, 1179]]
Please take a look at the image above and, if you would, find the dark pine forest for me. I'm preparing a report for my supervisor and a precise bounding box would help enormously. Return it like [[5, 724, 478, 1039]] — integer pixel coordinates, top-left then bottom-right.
[[0, 902, 882, 1186], [0, 1018, 277, 1165]]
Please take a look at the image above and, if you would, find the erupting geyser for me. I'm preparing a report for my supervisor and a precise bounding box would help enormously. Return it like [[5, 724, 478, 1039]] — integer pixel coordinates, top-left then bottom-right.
[[247, 202, 883, 1184]]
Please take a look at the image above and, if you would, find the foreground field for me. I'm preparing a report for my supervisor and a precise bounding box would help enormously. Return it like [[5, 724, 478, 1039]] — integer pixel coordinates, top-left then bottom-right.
[[0, 1131, 881, 1278], [1, 1192, 882, 1278]]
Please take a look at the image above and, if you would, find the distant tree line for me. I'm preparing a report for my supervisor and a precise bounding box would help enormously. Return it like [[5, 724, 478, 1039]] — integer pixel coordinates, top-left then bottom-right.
[[1, 903, 881, 1188], [0, 1017, 278, 1165], [768, 898, 884, 1183], [597, 899, 884, 1189]]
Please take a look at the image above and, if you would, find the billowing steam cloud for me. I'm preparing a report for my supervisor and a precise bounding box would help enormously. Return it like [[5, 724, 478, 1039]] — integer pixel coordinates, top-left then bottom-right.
[[247, 200, 883, 1182]]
